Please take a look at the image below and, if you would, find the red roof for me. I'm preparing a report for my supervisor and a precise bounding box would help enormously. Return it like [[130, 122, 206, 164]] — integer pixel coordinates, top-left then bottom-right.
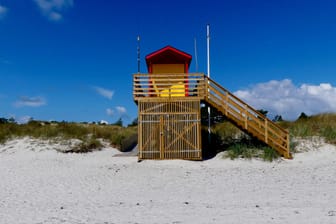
[[145, 46, 192, 69]]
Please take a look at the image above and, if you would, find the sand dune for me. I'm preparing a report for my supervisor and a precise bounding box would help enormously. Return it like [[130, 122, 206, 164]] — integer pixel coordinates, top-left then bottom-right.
[[1, 137, 336, 223]]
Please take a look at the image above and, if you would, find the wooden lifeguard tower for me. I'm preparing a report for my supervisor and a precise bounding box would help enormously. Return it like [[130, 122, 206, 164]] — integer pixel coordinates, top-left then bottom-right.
[[133, 46, 291, 160]]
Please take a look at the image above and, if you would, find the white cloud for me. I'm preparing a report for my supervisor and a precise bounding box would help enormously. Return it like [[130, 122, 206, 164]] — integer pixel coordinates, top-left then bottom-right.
[[106, 106, 127, 117], [14, 96, 47, 107], [17, 116, 33, 124], [116, 106, 127, 114], [48, 11, 62, 21], [33, 0, 74, 21], [0, 5, 8, 19], [99, 120, 109, 125], [234, 79, 336, 120], [93, 86, 114, 100], [106, 108, 114, 116]]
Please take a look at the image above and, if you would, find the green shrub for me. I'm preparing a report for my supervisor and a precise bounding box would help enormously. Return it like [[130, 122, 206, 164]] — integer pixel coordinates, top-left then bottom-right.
[[212, 121, 242, 143], [223, 137, 279, 162], [0, 123, 18, 143], [0, 130, 7, 144], [76, 138, 103, 153], [262, 146, 279, 162], [226, 143, 259, 160], [62, 137, 103, 153], [322, 125, 336, 144]]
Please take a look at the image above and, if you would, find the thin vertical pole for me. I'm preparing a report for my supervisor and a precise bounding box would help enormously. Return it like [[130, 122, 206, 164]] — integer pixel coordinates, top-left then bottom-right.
[[207, 25, 210, 79], [137, 35, 141, 73], [207, 24, 211, 142], [194, 38, 198, 72], [160, 115, 164, 159]]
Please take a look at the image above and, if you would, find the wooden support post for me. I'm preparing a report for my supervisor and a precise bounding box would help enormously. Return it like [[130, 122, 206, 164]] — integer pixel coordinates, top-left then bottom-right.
[[286, 133, 291, 159], [197, 109, 202, 159], [160, 115, 164, 159], [225, 91, 229, 116], [265, 119, 268, 144], [205, 77, 209, 101], [138, 105, 142, 159], [244, 105, 248, 130]]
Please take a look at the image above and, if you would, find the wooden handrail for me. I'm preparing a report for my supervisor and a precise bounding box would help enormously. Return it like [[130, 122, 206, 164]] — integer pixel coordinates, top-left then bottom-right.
[[204, 75, 291, 158], [205, 76, 289, 133]]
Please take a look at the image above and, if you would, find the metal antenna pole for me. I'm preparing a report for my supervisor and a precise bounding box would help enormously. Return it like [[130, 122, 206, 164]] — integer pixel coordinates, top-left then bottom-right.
[[207, 25, 210, 78], [194, 38, 198, 72], [137, 35, 140, 73], [207, 24, 211, 142]]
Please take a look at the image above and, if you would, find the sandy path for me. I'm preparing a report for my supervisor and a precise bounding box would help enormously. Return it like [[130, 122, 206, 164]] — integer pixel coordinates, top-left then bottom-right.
[[0, 138, 336, 223]]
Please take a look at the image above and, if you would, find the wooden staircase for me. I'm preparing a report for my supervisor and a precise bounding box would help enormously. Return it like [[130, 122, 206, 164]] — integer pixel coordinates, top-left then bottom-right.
[[203, 75, 292, 159]]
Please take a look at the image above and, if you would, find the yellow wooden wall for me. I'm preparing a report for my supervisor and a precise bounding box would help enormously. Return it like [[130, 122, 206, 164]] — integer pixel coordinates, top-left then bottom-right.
[[152, 64, 185, 73]]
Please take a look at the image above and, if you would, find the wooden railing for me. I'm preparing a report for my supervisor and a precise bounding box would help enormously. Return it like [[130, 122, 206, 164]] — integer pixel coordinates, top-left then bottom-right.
[[133, 73, 291, 159], [204, 76, 291, 159], [133, 73, 206, 100]]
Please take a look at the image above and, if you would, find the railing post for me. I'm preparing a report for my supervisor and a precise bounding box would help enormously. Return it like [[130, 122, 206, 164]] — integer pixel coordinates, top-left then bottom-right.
[[225, 91, 229, 116], [204, 76, 208, 100], [244, 105, 248, 130], [138, 102, 142, 159], [286, 133, 291, 159], [265, 119, 268, 144]]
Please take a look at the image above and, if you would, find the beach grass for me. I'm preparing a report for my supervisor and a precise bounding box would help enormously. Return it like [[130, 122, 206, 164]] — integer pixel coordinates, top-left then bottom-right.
[[0, 120, 137, 151], [1, 112, 335, 157], [287, 113, 336, 144], [211, 113, 336, 160]]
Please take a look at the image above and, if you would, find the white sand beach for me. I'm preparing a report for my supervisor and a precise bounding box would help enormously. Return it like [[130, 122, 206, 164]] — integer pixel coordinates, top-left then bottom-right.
[[1, 137, 336, 224]]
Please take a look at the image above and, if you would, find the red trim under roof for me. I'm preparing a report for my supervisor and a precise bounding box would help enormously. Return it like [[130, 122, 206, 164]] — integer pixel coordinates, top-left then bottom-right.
[[145, 45, 192, 70]]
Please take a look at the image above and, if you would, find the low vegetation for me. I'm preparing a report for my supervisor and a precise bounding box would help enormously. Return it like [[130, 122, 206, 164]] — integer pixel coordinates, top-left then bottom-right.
[[226, 143, 279, 162], [0, 119, 137, 153], [208, 123, 280, 161], [286, 113, 336, 144], [62, 137, 104, 153], [209, 113, 336, 161], [0, 112, 335, 159]]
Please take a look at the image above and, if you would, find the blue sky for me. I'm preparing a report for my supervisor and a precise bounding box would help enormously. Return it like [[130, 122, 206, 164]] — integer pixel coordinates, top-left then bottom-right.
[[1, 0, 336, 124]]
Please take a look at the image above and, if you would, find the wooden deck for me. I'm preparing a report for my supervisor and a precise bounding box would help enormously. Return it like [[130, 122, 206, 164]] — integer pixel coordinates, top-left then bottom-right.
[[134, 73, 291, 159]]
